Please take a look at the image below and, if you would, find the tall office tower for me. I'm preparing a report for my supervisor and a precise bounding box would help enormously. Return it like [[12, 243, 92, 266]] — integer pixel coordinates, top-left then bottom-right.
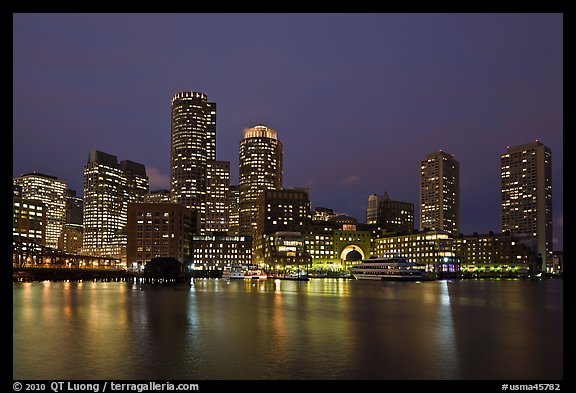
[[170, 91, 216, 231], [366, 192, 414, 233], [13, 184, 46, 263], [13, 172, 67, 250], [58, 188, 84, 254], [82, 150, 148, 261], [366, 194, 380, 224], [228, 185, 240, 236], [205, 160, 230, 233], [64, 188, 83, 230], [239, 125, 283, 238], [420, 151, 460, 235], [501, 141, 552, 271]]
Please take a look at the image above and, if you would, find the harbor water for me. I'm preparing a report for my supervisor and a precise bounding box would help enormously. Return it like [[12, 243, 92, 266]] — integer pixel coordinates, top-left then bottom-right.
[[13, 278, 563, 380]]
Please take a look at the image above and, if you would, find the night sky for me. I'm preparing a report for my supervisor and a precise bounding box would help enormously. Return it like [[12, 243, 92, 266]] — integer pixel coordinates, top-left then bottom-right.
[[12, 13, 563, 250]]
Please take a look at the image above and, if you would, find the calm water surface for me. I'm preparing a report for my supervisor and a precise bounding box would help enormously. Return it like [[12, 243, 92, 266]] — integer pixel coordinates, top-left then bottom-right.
[[13, 278, 563, 380]]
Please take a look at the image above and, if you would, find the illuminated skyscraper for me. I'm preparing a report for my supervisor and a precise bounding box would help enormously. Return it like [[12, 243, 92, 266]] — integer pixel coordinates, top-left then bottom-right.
[[239, 125, 283, 238], [501, 141, 552, 271], [82, 150, 148, 261], [13, 184, 46, 263], [13, 172, 67, 250], [228, 185, 240, 236], [419, 151, 460, 235], [170, 91, 216, 231], [205, 160, 230, 233]]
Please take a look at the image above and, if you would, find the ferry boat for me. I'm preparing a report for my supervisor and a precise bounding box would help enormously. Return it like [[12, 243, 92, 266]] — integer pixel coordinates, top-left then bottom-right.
[[244, 266, 268, 279], [222, 265, 245, 280], [349, 255, 433, 281]]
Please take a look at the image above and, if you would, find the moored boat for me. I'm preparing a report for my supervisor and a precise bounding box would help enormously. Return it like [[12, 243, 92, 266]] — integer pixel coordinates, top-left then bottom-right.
[[349, 255, 433, 281]]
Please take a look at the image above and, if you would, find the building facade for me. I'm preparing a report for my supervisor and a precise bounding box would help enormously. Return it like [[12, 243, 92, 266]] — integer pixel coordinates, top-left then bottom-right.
[[227, 185, 240, 236], [500, 141, 553, 270], [13, 172, 66, 250], [126, 202, 200, 271], [13, 186, 46, 265], [420, 151, 460, 235], [452, 232, 537, 276], [366, 192, 414, 233], [205, 160, 230, 234], [239, 125, 283, 238], [82, 150, 148, 261], [374, 230, 459, 275], [58, 226, 83, 254], [190, 234, 252, 271], [170, 91, 216, 231], [255, 188, 312, 267]]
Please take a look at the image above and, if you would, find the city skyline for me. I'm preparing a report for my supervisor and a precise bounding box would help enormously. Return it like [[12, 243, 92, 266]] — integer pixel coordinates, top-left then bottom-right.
[[13, 13, 563, 250]]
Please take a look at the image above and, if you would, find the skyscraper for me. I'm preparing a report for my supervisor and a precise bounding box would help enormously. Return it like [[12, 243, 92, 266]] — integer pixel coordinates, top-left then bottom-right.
[[13, 172, 67, 250], [227, 185, 240, 236], [419, 151, 460, 235], [13, 184, 46, 263], [205, 160, 230, 234], [239, 125, 283, 238], [82, 150, 148, 261], [58, 188, 84, 254], [500, 141, 552, 271], [170, 91, 216, 230]]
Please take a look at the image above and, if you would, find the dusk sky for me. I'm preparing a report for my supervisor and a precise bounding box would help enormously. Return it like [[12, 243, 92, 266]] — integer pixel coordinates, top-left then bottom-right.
[[12, 13, 563, 250]]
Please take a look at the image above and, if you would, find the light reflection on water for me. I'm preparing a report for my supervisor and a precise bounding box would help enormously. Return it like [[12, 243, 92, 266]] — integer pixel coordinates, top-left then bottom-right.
[[13, 278, 562, 380]]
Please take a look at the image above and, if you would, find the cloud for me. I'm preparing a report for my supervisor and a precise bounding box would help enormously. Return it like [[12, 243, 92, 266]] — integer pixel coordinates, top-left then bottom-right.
[[147, 166, 170, 190], [340, 175, 360, 186]]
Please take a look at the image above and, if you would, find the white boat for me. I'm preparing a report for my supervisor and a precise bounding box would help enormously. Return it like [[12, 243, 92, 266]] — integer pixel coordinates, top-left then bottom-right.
[[244, 267, 268, 280], [222, 266, 245, 280], [349, 255, 433, 281]]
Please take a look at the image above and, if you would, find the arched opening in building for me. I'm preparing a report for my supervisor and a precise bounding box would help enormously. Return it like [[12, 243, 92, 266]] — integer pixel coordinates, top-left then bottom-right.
[[340, 245, 365, 263]]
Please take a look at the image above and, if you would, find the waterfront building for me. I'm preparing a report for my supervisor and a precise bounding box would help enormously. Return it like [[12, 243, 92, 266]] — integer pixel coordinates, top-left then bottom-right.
[[170, 91, 216, 231], [452, 232, 537, 276], [303, 216, 371, 272], [304, 220, 339, 267], [13, 172, 66, 250], [501, 141, 553, 271], [126, 202, 199, 271], [205, 160, 230, 234], [239, 125, 283, 238], [333, 227, 371, 269], [374, 230, 459, 275], [261, 231, 309, 272], [144, 189, 171, 203], [82, 150, 148, 262], [13, 185, 46, 265], [254, 188, 312, 266], [190, 234, 252, 271], [366, 192, 414, 233], [227, 185, 240, 236], [420, 151, 460, 235]]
